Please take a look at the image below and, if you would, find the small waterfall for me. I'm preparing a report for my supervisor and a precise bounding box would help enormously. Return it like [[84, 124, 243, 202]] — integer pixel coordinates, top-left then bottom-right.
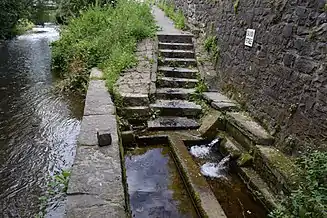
[[200, 155, 231, 178], [190, 137, 220, 158]]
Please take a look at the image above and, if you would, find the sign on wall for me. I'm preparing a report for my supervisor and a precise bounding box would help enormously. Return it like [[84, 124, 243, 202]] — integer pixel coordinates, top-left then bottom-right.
[[245, 29, 255, 47]]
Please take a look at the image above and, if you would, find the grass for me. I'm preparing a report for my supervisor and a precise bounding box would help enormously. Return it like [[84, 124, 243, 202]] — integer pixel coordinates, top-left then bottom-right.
[[51, 0, 156, 94], [157, 1, 186, 30]]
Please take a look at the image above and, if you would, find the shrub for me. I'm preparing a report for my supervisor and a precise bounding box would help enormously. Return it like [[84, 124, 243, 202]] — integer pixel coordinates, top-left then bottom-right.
[[270, 151, 327, 218], [51, 0, 156, 94]]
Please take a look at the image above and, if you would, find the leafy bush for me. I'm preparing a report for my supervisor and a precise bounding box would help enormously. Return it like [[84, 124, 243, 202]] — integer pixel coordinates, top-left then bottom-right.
[[157, 1, 186, 30], [270, 151, 327, 218], [51, 0, 156, 94]]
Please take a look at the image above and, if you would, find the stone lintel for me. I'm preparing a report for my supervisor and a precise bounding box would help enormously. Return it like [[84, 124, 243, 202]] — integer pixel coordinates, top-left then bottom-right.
[[226, 112, 274, 147]]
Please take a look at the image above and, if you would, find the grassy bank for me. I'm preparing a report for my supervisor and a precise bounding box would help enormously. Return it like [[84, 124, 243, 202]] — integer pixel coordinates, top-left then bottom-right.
[[51, 0, 156, 94]]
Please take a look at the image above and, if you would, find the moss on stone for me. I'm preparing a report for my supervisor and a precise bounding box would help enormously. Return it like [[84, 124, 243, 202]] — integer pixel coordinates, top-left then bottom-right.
[[237, 152, 253, 167]]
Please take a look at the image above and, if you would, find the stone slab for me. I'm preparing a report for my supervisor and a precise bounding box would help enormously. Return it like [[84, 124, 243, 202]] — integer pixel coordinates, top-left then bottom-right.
[[254, 145, 300, 194], [211, 101, 239, 112], [90, 67, 104, 80], [198, 110, 225, 138], [220, 136, 242, 158], [67, 146, 124, 201], [65, 195, 126, 218], [84, 81, 115, 116], [78, 114, 118, 146], [147, 116, 199, 130], [226, 112, 274, 147], [203, 92, 233, 103], [238, 167, 278, 211], [168, 134, 227, 218]]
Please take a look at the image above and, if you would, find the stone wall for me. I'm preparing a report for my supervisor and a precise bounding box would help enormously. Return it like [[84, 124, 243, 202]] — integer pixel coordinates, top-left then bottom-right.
[[169, 0, 327, 154]]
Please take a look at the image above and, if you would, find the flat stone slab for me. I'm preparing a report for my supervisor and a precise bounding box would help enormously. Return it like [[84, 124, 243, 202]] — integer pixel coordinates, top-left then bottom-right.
[[67, 146, 124, 201], [203, 92, 232, 103], [156, 88, 195, 99], [150, 100, 202, 117], [122, 106, 150, 117], [226, 112, 274, 146], [211, 101, 239, 111], [148, 116, 200, 130], [66, 195, 126, 218], [84, 80, 115, 116], [78, 114, 118, 146]]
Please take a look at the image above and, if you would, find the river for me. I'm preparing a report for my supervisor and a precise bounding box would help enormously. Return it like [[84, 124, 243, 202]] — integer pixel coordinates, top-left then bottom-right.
[[0, 25, 84, 217]]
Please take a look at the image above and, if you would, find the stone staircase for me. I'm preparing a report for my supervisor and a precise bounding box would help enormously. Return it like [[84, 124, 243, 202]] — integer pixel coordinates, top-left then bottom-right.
[[148, 33, 202, 130]]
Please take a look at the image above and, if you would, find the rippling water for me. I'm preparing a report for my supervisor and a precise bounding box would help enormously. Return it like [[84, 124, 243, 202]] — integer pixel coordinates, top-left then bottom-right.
[[0, 25, 84, 217]]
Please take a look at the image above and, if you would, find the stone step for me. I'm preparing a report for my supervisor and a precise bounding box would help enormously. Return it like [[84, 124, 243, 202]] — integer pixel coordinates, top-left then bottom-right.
[[253, 145, 300, 196], [118, 106, 150, 118], [157, 77, 198, 88], [238, 167, 278, 211], [150, 100, 202, 117], [120, 93, 149, 107], [158, 66, 198, 79], [203, 92, 239, 112], [225, 112, 274, 150], [147, 116, 200, 130], [159, 49, 195, 59], [159, 57, 197, 68], [156, 88, 195, 100], [157, 33, 193, 44], [158, 42, 194, 50]]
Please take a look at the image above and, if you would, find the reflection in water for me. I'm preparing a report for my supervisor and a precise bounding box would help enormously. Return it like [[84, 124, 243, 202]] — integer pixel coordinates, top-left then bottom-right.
[[125, 146, 198, 218], [0, 25, 83, 217]]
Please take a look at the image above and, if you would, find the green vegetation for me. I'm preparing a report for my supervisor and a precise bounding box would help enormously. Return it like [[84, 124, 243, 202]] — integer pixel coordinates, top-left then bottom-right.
[[157, 1, 186, 30], [14, 19, 35, 35], [233, 0, 240, 14], [52, 0, 156, 94], [270, 151, 327, 218], [203, 35, 220, 66], [55, 0, 112, 24], [37, 170, 71, 218]]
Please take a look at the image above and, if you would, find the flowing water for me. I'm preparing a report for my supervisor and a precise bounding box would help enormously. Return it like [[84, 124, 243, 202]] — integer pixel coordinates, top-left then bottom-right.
[[188, 139, 268, 217], [125, 146, 199, 218], [0, 25, 84, 217]]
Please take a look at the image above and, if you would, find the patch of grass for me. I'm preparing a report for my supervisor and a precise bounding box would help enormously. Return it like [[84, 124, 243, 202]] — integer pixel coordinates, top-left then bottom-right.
[[51, 0, 156, 95], [269, 151, 327, 218], [234, 0, 240, 14], [204, 35, 221, 66], [157, 1, 186, 30]]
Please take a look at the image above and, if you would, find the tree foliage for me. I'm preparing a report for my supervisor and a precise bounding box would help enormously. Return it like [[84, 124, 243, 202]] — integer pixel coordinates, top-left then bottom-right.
[[0, 0, 33, 39]]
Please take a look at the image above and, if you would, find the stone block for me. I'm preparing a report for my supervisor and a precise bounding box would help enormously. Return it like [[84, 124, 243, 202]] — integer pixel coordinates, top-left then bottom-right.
[[198, 110, 225, 138], [203, 92, 232, 103], [121, 130, 135, 146], [84, 81, 115, 116], [97, 130, 112, 147], [219, 136, 242, 158], [78, 114, 118, 146], [120, 93, 149, 107], [225, 112, 274, 149]]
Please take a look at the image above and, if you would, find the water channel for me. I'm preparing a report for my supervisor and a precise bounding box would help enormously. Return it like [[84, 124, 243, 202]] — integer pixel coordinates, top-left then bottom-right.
[[0, 25, 84, 217]]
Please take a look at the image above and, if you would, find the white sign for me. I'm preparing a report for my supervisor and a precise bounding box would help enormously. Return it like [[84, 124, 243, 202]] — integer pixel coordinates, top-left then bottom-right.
[[245, 29, 255, 47]]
